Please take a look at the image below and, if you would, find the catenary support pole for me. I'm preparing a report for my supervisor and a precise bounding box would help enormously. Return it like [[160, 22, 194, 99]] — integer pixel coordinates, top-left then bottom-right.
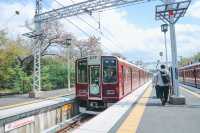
[[169, 23, 179, 96], [164, 0, 179, 96], [33, 0, 42, 93]]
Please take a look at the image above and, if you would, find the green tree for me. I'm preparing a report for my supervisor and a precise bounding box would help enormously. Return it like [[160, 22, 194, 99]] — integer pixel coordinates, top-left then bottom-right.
[[41, 57, 75, 91], [193, 52, 200, 62], [179, 57, 191, 67], [0, 31, 31, 93], [75, 36, 103, 57]]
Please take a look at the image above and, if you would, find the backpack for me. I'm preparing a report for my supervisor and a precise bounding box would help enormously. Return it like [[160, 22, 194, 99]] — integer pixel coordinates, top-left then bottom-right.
[[160, 71, 170, 84]]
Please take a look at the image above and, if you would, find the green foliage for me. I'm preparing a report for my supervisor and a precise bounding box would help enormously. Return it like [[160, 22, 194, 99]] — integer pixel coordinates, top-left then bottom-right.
[[41, 57, 75, 91], [0, 31, 31, 93], [179, 52, 200, 67], [179, 57, 190, 66], [11, 66, 32, 93], [0, 29, 96, 94], [0, 64, 31, 93], [193, 52, 200, 62]]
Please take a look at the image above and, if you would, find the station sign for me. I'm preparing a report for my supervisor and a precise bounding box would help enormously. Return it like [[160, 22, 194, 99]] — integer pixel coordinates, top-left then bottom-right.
[[88, 55, 101, 65], [5, 116, 35, 132]]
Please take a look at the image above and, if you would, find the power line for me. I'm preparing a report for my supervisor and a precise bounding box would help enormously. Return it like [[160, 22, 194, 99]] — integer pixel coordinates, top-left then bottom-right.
[[42, 1, 114, 52], [53, 0, 100, 34], [42, 1, 90, 36], [66, 0, 125, 52], [51, 0, 122, 53], [57, 0, 126, 51]]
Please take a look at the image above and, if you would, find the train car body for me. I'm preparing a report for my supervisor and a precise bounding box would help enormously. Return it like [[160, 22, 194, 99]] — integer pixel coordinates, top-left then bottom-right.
[[75, 55, 150, 109], [179, 63, 200, 88]]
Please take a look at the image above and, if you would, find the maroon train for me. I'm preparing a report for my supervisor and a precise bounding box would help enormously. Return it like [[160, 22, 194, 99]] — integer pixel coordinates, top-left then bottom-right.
[[179, 63, 200, 88], [75, 55, 150, 109]]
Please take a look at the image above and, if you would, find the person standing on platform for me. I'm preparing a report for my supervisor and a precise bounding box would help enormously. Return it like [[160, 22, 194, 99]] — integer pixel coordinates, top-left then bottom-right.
[[153, 64, 171, 105]]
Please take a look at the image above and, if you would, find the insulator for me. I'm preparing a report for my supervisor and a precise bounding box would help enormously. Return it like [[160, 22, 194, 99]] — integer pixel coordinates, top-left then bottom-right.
[[15, 10, 20, 15]]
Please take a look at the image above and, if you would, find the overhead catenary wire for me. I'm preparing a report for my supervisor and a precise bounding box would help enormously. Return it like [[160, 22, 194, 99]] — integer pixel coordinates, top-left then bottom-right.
[[67, 0, 126, 52], [50, 0, 121, 52], [54, 0, 100, 33], [42, 1, 114, 53], [52, 0, 124, 53]]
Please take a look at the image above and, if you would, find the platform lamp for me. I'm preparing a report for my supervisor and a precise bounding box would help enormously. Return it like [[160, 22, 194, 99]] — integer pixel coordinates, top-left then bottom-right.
[[161, 24, 168, 66], [65, 38, 72, 90], [159, 51, 163, 63]]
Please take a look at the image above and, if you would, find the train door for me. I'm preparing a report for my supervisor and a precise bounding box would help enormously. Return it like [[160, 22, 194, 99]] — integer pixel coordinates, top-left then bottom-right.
[[88, 65, 101, 100]]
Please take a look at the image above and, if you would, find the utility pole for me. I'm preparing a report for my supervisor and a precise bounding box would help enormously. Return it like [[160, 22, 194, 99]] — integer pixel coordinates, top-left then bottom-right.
[[155, 0, 191, 104]]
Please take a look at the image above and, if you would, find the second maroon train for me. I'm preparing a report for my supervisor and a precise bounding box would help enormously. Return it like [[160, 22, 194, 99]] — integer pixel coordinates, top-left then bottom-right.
[[179, 63, 200, 89], [75, 55, 150, 109]]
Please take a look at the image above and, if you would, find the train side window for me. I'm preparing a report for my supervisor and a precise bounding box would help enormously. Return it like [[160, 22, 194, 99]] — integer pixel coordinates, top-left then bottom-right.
[[77, 59, 87, 83], [103, 57, 117, 83]]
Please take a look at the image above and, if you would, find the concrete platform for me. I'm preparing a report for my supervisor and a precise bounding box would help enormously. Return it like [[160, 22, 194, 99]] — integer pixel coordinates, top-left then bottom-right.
[[118, 85, 200, 133], [72, 81, 151, 133], [0, 96, 78, 133], [72, 84, 200, 133], [0, 88, 74, 109], [0, 97, 73, 120]]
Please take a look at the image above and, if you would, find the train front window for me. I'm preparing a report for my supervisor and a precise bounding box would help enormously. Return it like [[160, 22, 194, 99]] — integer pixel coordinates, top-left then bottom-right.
[[77, 59, 87, 83], [103, 57, 117, 83]]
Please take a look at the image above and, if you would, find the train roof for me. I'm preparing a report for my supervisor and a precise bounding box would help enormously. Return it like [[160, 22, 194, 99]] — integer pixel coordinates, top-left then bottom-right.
[[179, 62, 200, 69], [76, 55, 148, 72], [116, 56, 146, 71]]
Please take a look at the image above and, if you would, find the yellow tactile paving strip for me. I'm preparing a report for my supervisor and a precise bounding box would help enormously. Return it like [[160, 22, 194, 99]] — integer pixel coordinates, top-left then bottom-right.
[[181, 87, 200, 98], [117, 87, 152, 133]]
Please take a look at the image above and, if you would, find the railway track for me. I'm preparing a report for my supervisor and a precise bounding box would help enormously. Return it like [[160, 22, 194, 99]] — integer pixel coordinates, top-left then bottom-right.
[[57, 113, 95, 133]]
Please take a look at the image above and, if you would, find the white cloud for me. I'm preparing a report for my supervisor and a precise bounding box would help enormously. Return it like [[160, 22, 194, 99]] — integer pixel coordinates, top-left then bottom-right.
[[0, 2, 35, 38], [0, 1, 199, 63], [96, 10, 200, 61], [176, 24, 200, 58], [188, 1, 200, 19]]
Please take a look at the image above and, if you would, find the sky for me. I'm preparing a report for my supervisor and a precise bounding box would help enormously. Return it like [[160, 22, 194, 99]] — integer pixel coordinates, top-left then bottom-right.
[[0, 0, 200, 67]]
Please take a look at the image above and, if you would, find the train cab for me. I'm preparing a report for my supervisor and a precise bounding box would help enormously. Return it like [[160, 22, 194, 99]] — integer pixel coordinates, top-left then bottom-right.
[[76, 55, 118, 109]]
